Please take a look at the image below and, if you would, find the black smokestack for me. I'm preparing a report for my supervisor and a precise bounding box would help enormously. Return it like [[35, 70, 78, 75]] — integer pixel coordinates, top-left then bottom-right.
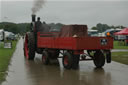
[[32, 0, 45, 14], [32, 14, 36, 22]]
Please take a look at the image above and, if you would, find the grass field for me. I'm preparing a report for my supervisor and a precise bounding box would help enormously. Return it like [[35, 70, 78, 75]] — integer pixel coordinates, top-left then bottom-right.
[[114, 41, 128, 49], [0, 41, 17, 83], [112, 52, 128, 65], [113, 41, 128, 65]]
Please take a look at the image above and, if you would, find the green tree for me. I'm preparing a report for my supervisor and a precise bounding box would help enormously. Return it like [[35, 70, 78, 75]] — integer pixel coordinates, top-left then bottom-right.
[[0, 22, 30, 34], [91, 26, 97, 30], [0, 22, 18, 34], [94, 23, 111, 33]]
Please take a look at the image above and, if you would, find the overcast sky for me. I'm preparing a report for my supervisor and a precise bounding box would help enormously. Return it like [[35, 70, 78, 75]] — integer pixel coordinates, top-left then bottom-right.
[[0, 0, 128, 28]]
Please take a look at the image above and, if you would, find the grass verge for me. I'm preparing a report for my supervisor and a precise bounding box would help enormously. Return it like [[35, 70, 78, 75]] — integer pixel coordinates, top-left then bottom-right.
[[0, 41, 17, 83], [112, 52, 128, 65], [114, 41, 128, 49]]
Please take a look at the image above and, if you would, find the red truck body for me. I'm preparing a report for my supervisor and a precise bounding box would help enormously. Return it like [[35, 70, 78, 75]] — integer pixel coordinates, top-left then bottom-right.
[[24, 23, 113, 69], [37, 32, 113, 50]]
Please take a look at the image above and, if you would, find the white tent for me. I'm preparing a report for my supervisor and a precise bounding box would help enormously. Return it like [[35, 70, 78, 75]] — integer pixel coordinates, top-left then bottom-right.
[[0, 29, 4, 41]]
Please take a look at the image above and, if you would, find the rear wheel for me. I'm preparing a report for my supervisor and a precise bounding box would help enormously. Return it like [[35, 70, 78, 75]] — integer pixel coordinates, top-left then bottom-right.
[[62, 52, 73, 69], [106, 50, 111, 63], [42, 51, 50, 65], [93, 50, 105, 68], [24, 32, 35, 60], [72, 55, 80, 69]]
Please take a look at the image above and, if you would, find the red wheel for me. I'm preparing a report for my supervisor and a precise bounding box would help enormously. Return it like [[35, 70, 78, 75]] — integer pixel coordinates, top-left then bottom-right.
[[42, 51, 50, 65], [24, 35, 29, 59], [64, 55, 68, 65], [23, 33, 35, 60], [62, 52, 73, 69], [42, 54, 46, 63]]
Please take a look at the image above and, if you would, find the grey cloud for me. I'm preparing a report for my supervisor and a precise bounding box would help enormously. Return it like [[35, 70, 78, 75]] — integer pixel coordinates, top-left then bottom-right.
[[0, 1, 128, 28]]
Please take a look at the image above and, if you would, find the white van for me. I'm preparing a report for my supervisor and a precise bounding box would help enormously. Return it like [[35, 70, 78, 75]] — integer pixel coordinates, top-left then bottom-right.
[[88, 30, 98, 36]]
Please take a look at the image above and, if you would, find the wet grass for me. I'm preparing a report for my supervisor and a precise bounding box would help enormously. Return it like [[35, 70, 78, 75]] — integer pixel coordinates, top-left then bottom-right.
[[112, 52, 128, 65], [114, 41, 128, 49], [0, 41, 17, 83]]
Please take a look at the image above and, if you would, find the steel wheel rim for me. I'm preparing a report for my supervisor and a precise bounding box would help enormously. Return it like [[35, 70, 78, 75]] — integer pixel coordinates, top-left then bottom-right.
[[42, 55, 46, 62], [25, 41, 29, 59], [64, 56, 68, 65]]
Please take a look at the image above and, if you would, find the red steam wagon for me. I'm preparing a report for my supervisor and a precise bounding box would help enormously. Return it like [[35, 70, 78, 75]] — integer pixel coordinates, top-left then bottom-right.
[[24, 15, 113, 69]]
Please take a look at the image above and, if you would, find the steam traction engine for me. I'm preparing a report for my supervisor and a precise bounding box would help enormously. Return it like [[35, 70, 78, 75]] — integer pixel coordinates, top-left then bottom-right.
[[24, 15, 113, 69]]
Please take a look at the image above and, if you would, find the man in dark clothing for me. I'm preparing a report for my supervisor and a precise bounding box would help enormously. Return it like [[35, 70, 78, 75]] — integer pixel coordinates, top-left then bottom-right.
[[35, 17, 42, 32], [34, 17, 42, 48], [35, 17, 50, 32]]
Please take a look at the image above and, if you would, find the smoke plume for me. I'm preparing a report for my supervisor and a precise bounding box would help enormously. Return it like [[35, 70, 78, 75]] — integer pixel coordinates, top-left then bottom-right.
[[32, 0, 45, 14]]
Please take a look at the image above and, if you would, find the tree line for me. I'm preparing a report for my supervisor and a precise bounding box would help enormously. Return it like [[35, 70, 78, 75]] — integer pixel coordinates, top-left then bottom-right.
[[0, 22, 64, 35], [0, 22, 126, 34], [91, 23, 126, 33], [0, 22, 30, 35]]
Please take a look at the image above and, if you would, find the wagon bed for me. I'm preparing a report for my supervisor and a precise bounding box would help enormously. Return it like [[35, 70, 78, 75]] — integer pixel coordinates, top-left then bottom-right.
[[37, 32, 113, 50]]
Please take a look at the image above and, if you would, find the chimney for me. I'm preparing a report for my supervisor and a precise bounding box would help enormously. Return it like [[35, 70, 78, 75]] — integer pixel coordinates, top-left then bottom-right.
[[32, 14, 36, 22]]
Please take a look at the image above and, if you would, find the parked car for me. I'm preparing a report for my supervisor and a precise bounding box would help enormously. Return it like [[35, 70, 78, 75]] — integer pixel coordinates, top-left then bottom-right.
[[88, 30, 98, 36]]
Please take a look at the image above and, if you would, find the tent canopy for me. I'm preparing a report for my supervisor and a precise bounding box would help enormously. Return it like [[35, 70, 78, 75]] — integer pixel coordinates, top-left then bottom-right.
[[114, 28, 128, 35]]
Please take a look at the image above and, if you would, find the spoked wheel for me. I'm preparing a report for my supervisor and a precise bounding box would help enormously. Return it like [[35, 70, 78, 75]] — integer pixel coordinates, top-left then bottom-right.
[[62, 52, 73, 69], [93, 50, 105, 68], [24, 38, 29, 59], [24, 33, 35, 60], [42, 51, 50, 65]]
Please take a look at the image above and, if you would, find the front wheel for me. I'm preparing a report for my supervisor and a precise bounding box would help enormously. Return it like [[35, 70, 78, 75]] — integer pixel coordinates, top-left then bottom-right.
[[24, 32, 35, 60], [93, 50, 105, 68], [42, 51, 50, 65], [72, 55, 80, 69]]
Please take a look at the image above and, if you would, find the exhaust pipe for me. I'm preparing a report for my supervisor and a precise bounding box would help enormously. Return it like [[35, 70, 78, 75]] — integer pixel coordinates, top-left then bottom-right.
[[31, 14, 36, 31], [32, 14, 36, 22]]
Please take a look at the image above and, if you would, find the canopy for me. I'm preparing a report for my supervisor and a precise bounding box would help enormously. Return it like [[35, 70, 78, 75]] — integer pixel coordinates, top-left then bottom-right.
[[59, 25, 88, 37], [114, 28, 128, 35]]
